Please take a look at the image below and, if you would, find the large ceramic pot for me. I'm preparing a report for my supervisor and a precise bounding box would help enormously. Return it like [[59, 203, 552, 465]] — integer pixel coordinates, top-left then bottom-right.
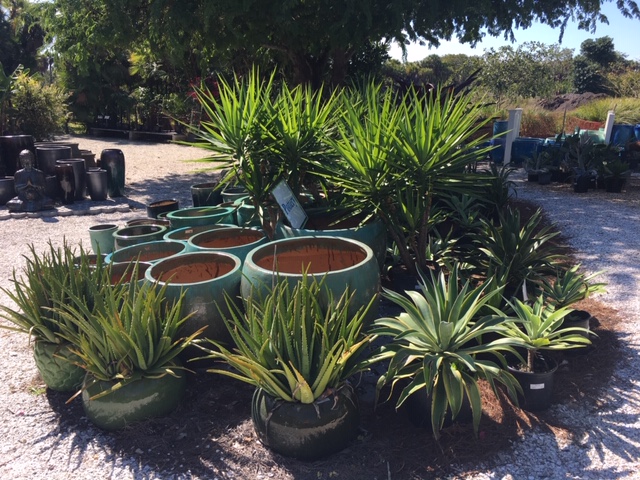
[[107, 261, 152, 286], [56, 159, 86, 200], [166, 206, 236, 229], [36, 145, 71, 175], [0, 135, 35, 176], [106, 240, 186, 264], [146, 252, 243, 359], [147, 199, 179, 219], [276, 211, 388, 270], [82, 365, 187, 431], [220, 185, 249, 203], [98, 149, 125, 197], [85, 168, 108, 201], [0, 176, 15, 206], [251, 385, 360, 460], [163, 224, 236, 244], [88, 223, 119, 254], [33, 340, 85, 392], [508, 355, 558, 412], [241, 236, 380, 325], [191, 182, 222, 207], [35, 141, 81, 157], [113, 224, 168, 250], [79, 149, 97, 168], [188, 227, 267, 262]]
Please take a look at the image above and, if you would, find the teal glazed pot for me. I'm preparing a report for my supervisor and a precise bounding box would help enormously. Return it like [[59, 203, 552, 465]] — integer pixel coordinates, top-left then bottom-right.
[[251, 385, 360, 460], [113, 224, 168, 250], [163, 224, 236, 246], [191, 182, 222, 207], [242, 236, 380, 325], [88, 223, 119, 255], [220, 185, 249, 203], [188, 227, 267, 263], [276, 211, 388, 270], [146, 252, 243, 359], [82, 365, 187, 431], [107, 261, 153, 286], [33, 340, 85, 392], [106, 240, 186, 265], [166, 206, 236, 229]]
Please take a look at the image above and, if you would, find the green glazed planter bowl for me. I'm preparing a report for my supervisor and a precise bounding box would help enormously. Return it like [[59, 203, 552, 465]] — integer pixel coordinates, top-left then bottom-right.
[[163, 224, 236, 248], [106, 240, 186, 264], [113, 224, 168, 250], [107, 261, 153, 286], [82, 365, 187, 431], [188, 227, 267, 263], [146, 251, 243, 361], [33, 340, 85, 392], [242, 236, 380, 326], [166, 206, 236, 229], [251, 385, 360, 460]]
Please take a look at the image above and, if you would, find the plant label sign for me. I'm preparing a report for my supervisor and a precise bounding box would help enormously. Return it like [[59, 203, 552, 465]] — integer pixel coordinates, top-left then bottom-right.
[[272, 180, 308, 229]]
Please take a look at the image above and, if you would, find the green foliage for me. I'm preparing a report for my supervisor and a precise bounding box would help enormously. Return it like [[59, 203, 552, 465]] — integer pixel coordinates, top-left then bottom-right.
[[54, 266, 202, 398], [573, 54, 612, 95], [0, 241, 107, 344], [199, 274, 374, 404], [606, 64, 640, 98], [572, 97, 640, 124], [580, 36, 621, 68], [503, 296, 592, 371], [371, 266, 521, 439], [541, 265, 606, 310], [9, 72, 68, 139]]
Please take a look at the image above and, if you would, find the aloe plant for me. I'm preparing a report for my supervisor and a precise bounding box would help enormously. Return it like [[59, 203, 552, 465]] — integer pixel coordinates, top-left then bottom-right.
[[198, 274, 375, 404], [0, 241, 107, 344], [370, 266, 521, 439], [54, 265, 203, 399]]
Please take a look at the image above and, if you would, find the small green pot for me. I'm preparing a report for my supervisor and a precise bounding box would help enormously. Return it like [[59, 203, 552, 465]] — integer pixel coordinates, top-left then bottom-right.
[[113, 224, 168, 250], [88, 223, 119, 255], [33, 340, 85, 392], [251, 385, 360, 460], [82, 366, 187, 430]]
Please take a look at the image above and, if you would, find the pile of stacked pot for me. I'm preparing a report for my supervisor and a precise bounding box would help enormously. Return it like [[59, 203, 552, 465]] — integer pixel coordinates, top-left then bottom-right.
[[89, 185, 385, 365]]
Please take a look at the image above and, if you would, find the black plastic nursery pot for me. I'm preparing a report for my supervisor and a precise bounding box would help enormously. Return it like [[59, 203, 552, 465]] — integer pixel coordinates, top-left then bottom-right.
[[251, 385, 360, 460], [508, 356, 558, 412]]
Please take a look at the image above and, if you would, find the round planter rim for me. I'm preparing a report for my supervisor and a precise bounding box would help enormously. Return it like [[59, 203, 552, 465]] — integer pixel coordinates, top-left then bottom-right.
[[188, 226, 265, 251], [166, 206, 236, 219], [146, 251, 242, 287], [106, 240, 186, 264], [114, 224, 168, 240], [163, 224, 237, 242]]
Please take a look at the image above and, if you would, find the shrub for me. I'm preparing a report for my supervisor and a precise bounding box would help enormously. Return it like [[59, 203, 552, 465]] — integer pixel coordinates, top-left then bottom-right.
[[519, 109, 561, 138], [573, 97, 640, 124], [9, 73, 68, 140]]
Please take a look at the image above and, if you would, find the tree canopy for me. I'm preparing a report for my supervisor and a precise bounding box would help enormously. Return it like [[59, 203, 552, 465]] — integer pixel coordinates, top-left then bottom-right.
[[44, 0, 640, 87]]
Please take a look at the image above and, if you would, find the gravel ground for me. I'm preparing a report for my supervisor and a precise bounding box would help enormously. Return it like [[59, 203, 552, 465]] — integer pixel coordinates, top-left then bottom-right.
[[0, 136, 639, 479]]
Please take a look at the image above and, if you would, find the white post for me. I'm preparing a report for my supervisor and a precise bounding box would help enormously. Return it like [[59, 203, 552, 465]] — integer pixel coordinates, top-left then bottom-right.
[[603, 110, 616, 144], [503, 108, 523, 165]]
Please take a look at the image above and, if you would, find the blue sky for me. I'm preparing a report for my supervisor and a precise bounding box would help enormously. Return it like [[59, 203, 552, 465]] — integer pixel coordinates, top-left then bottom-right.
[[388, 3, 640, 62]]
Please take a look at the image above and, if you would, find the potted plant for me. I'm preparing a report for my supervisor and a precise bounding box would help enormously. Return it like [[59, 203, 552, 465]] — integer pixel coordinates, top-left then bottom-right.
[[0, 242, 106, 392], [541, 264, 606, 332], [563, 132, 596, 193], [525, 151, 551, 184], [370, 266, 522, 439], [54, 265, 204, 430], [602, 158, 630, 193], [502, 296, 592, 411], [197, 274, 375, 460]]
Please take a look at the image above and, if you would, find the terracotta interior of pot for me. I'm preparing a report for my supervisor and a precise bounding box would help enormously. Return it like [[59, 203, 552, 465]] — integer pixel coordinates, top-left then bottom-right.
[[166, 225, 217, 241], [109, 263, 150, 285], [112, 243, 184, 263], [152, 255, 236, 283], [194, 229, 264, 248], [254, 239, 366, 274]]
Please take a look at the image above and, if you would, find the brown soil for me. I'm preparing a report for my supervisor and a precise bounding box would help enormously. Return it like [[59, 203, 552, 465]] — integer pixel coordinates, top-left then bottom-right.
[[153, 257, 235, 283], [43, 199, 622, 479], [195, 229, 265, 248]]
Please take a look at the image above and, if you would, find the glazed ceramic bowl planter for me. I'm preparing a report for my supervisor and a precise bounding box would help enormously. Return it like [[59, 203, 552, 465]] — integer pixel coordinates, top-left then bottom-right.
[[251, 385, 360, 460], [106, 240, 186, 265], [166, 206, 236, 229], [82, 363, 187, 431], [241, 236, 380, 325], [163, 224, 236, 245], [113, 224, 168, 250], [276, 211, 388, 270], [88, 223, 119, 255], [107, 262, 152, 286], [188, 227, 267, 263], [146, 252, 243, 355], [33, 340, 85, 392]]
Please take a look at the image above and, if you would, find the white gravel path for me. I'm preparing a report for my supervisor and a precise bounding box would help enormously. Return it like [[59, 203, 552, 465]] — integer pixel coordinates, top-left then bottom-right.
[[0, 138, 639, 479]]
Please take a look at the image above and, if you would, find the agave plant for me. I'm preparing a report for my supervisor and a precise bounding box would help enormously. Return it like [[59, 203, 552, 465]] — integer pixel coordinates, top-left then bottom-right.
[[370, 266, 521, 439], [198, 274, 375, 404], [54, 266, 203, 399], [541, 264, 606, 310]]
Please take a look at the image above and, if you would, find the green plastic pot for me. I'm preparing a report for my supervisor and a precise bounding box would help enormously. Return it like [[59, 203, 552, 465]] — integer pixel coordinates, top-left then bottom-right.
[[146, 252, 243, 359], [82, 365, 186, 431], [242, 236, 380, 325], [113, 224, 168, 250], [106, 240, 186, 264], [33, 340, 85, 392], [166, 206, 236, 229], [251, 385, 360, 460], [188, 227, 267, 263]]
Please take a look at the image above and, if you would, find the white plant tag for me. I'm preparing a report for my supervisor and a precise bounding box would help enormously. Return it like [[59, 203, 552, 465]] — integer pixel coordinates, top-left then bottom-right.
[[272, 180, 308, 229], [530, 383, 546, 390]]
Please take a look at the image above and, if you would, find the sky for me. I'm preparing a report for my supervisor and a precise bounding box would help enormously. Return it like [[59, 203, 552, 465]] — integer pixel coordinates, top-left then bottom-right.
[[388, 3, 640, 62]]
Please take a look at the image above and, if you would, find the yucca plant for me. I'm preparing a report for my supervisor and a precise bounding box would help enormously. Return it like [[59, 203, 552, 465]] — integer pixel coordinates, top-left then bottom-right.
[[503, 296, 592, 373], [198, 274, 375, 403], [54, 267, 203, 400], [0, 241, 106, 344], [370, 266, 522, 439]]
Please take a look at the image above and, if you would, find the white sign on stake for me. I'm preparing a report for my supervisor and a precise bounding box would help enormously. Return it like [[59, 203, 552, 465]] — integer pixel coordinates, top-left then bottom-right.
[[271, 180, 308, 229]]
